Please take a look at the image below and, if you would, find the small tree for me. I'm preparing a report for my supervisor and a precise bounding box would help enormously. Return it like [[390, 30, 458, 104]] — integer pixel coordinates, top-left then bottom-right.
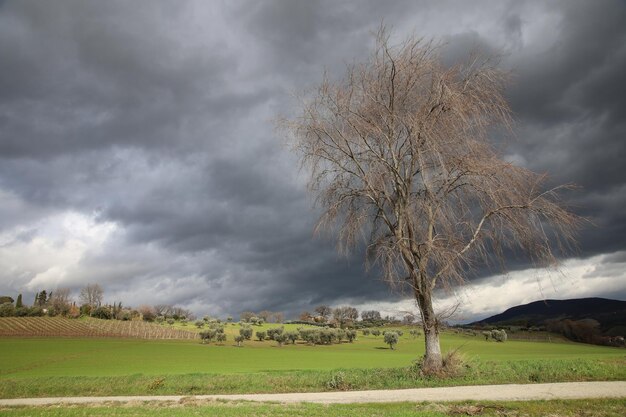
[[256, 331, 267, 341], [371, 329, 381, 337], [384, 331, 399, 350], [195, 320, 205, 329], [240, 311, 255, 323], [361, 310, 382, 322], [79, 284, 103, 308], [234, 335, 244, 347], [239, 325, 253, 340], [216, 332, 227, 343], [199, 330, 216, 343], [362, 329, 371, 336], [274, 333, 289, 346], [346, 329, 357, 342], [286, 331, 299, 345], [491, 329, 508, 342]]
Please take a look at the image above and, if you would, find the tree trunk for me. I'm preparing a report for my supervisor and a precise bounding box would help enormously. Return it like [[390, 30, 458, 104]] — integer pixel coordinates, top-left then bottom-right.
[[416, 289, 443, 373]]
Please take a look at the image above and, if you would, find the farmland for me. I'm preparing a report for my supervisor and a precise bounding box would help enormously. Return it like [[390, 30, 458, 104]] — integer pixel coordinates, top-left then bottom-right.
[[0, 317, 197, 339], [1, 320, 624, 399]]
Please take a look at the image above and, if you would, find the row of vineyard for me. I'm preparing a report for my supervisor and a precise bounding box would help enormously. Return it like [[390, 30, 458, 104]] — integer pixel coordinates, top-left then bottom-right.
[[0, 317, 198, 339]]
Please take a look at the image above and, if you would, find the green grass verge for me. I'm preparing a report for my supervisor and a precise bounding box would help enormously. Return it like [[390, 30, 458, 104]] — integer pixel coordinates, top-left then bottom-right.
[[1, 357, 624, 398], [1, 399, 625, 417]]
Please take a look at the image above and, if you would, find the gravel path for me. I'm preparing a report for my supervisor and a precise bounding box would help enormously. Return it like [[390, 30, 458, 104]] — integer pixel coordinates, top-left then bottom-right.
[[1, 381, 625, 406]]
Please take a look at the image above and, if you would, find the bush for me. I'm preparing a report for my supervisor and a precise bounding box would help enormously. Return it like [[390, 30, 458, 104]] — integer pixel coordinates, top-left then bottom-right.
[[166, 318, 175, 325], [0, 302, 15, 317], [299, 328, 321, 345], [397, 330, 404, 337], [27, 306, 44, 317], [371, 329, 381, 337], [491, 329, 508, 342], [239, 325, 253, 340], [256, 331, 266, 341], [274, 333, 289, 346], [266, 327, 284, 340], [384, 331, 399, 350], [362, 329, 370, 336], [155, 315, 165, 324], [91, 307, 112, 320], [195, 320, 204, 328], [234, 335, 244, 347], [482, 330, 491, 340], [285, 331, 299, 344], [346, 329, 357, 342], [199, 329, 217, 343], [216, 333, 227, 343], [409, 329, 421, 338]]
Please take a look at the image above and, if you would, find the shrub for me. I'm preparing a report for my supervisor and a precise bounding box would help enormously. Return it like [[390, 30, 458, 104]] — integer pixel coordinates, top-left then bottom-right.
[[216, 333, 227, 343], [285, 331, 299, 344], [239, 325, 253, 340], [91, 306, 112, 320], [326, 371, 351, 390], [27, 306, 44, 317], [155, 315, 165, 324], [482, 330, 491, 341], [199, 329, 217, 343], [274, 333, 289, 346], [410, 329, 421, 338], [299, 328, 321, 345], [362, 329, 370, 336], [371, 329, 381, 337], [266, 327, 284, 340], [0, 303, 15, 317], [397, 330, 404, 337], [195, 320, 204, 328], [166, 318, 175, 325], [346, 329, 357, 342], [256, 331, 266, 341], [491, 329, 508, 342], [234, 335, 244, 347], [384, 331, 399, 350]]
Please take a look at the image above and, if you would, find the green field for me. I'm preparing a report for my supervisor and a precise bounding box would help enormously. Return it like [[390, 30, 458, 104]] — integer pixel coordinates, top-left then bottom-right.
[[1, 329, 623, 378], [1, 326, 624, 398]]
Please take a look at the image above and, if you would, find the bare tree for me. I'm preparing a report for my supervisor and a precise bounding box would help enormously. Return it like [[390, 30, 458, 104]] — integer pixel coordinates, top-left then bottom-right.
[[49, 288, 72, 315], [272, 312, 285, 323], [79, 283, 103, 308], [333, 306, 359, 327], [314, 305, 332, 321], [283, 28, 579, 372]]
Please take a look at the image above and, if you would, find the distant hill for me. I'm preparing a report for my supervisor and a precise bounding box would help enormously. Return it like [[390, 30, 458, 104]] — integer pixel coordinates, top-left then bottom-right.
[[471, 297, 626, 333]]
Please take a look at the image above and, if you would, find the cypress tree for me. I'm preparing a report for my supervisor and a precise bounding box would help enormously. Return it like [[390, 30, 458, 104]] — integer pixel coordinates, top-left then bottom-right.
[[16, 294, 22, 308]]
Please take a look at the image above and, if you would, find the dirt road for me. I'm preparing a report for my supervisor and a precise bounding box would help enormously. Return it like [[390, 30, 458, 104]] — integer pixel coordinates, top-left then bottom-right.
[[1, 381, 624, 406]]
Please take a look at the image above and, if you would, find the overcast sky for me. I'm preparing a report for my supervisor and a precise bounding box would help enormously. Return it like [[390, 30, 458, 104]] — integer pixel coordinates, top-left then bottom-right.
[[1, 0, 625, 322]]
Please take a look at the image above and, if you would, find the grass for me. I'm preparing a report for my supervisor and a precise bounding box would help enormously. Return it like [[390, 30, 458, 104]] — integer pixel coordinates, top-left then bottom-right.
[[1, 399, 625, 417], [1, 331, 624, 398]]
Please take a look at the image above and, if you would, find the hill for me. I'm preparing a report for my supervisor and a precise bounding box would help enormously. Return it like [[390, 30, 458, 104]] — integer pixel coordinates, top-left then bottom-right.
[[471, 297, 626, 334]]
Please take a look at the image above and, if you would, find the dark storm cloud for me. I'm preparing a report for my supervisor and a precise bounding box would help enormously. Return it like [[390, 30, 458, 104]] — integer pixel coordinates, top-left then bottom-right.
[[0, 0, 624, 318]]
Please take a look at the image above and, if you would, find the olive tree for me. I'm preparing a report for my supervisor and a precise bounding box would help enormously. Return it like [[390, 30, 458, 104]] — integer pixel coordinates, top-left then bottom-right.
[[283, 28, 579, 373], [384, 331, 399, 350]]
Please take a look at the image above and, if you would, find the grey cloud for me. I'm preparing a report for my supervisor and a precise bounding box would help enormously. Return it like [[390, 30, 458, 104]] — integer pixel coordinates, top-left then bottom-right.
[[0, 0, 625, 319]]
